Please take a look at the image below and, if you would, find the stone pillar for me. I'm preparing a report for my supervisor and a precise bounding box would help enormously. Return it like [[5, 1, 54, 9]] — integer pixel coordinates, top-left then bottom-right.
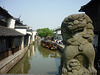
[[59, 14, 97, 75], [28, 36, 30, 46], [21, 36, 24, 50]]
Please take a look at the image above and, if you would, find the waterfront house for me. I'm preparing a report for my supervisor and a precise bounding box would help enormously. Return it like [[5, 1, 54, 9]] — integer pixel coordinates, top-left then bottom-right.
[[0, 6, 24, 60], [79, 0, 100, 70], [79, 0, 99, 48], [0, 7, 15, 28], [26, 26, 34, 45], [0, 6, 35, 60], [15, 18, 28, 48], [15, 19, 34, 47], [0, 6, 36, 73], [54, 27, 63, 44], [0, 26, 24, 61]]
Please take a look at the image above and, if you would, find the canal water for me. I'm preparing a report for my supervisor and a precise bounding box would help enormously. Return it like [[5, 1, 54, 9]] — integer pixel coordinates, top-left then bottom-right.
[[8, 41, 61, 74]]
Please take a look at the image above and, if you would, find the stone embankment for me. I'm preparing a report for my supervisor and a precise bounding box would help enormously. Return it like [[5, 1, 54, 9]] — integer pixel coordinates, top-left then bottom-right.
[[0, 47, 28, 73]]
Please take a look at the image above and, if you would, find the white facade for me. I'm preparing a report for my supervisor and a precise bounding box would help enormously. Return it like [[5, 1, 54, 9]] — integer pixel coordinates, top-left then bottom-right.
[[15, 29, 26, 35], [27, 32, 32, 35], [7, 18, 15, 29], [32, 31, 37, 42], [57, 30, 61, 34], [54, 29, 63, 40]]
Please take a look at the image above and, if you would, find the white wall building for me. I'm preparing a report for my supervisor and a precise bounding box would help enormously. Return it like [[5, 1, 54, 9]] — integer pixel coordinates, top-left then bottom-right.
[[15, 29, 26, 35], [54, 27, 63, 41], [7, 18, 15, 29], [32, 30, 37, 42]]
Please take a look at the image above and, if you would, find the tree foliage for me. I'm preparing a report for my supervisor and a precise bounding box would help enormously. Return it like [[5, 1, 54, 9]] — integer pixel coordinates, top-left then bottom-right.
[[37, 28, 54, 38]]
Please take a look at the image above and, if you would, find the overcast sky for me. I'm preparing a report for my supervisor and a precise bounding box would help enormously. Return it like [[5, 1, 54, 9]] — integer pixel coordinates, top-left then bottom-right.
[[0, 0, 90, 30]]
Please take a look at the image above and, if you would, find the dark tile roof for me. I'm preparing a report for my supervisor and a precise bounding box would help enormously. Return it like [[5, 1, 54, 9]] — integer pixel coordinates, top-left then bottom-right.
[[0, 26, 24, 36], [79, 0, 98, 12], [0, 6, 13, 18]]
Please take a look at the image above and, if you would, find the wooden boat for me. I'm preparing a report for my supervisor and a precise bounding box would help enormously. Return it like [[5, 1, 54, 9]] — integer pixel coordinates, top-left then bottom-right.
[[41, 40, 57, 50]]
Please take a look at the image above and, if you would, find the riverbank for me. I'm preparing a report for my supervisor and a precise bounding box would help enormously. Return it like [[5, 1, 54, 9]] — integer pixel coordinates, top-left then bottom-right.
[[57, 44, 64, 53], [0, 46, 28, 73]]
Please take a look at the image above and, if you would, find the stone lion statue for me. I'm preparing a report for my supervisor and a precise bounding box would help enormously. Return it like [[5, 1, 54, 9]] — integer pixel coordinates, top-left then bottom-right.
[[59, 14, 97, 75]]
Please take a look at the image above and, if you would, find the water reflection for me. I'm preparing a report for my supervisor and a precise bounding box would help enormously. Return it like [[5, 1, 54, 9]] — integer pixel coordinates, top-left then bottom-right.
[[8, 49, 31, 74], [8, 41, 61, 74], [38, 44, 61, 58]]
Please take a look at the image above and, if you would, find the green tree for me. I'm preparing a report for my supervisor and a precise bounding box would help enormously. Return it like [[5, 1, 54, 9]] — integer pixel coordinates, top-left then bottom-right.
[[37, 28, 54, 38]]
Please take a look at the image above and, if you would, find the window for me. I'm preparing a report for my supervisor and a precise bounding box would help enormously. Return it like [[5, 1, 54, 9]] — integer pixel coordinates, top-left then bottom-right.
[[0, 38, 6, 52]]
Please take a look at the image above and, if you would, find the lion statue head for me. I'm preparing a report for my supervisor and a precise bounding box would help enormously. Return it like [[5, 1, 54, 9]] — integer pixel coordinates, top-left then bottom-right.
[[61, 14, 94, 45]]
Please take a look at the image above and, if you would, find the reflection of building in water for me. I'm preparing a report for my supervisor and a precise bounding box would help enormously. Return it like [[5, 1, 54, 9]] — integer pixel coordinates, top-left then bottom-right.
[[32, 45, 36, 56], [50, 52, 61, 58], [28, 49, 31, 58], [38, 43, 61, 58], [8, 43, 61, 74], [28, 45, 36, 59], [8, 50, 30, 74]]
